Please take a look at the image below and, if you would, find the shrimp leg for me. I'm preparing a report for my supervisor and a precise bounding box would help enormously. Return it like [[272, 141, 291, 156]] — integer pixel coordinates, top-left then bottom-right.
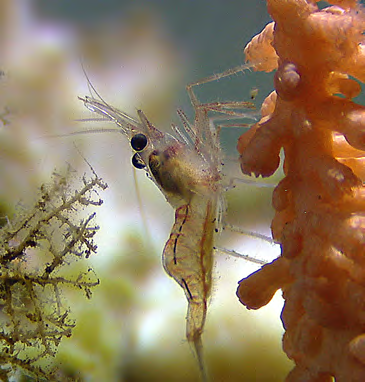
[[186, 64, 254, 108]]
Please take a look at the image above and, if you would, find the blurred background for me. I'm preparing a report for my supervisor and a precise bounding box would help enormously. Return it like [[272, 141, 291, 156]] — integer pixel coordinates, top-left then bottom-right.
[[0, 0, 292, 381]]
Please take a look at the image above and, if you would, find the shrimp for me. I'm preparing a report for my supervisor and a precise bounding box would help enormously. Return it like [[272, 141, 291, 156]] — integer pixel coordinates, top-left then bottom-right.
[[79, 63, 258, 381]]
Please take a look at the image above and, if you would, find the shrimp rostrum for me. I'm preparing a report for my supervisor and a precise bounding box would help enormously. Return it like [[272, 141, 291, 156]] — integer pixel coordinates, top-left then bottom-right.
[[79, 70, 254, 379]]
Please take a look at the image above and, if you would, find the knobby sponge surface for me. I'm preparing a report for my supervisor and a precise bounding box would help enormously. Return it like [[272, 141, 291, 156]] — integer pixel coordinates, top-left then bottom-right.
[[237, 1, 365, 381]]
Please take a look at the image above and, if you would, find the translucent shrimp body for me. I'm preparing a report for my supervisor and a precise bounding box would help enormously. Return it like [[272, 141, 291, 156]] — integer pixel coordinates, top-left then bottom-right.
[[80, 95, 223, 380]]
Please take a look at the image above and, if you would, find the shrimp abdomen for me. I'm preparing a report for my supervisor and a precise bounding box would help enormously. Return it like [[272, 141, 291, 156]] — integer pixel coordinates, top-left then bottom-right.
[[162, 195, 216, 379]]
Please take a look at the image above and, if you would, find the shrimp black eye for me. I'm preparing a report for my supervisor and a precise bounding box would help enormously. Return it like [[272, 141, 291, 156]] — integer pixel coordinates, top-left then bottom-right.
[[131, 133, 148, 151], [132, 153, 146, 169]]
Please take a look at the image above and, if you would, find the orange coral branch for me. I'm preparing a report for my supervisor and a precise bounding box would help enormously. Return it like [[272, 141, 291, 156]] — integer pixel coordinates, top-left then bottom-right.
[[237, 0, 365, 380]]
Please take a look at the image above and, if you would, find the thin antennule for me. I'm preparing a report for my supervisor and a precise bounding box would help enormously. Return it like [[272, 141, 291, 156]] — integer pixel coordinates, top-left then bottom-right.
[[79, 63, 141, 137], [80, 59, 109, 105], [79, 96, 139, 137], [41, 127, 124, 140], [74, 118, 114, 123]]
